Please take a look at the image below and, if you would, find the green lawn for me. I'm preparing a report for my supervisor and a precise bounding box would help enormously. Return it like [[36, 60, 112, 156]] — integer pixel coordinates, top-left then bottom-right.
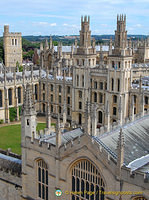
[[0, 123, 46, 155]]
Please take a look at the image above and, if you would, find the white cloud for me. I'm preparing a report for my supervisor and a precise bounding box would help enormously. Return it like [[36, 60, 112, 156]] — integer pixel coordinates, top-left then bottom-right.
[[134, 24, 142, 28], [32, 22, 57, 27], [50, 23, 56, 26], [39, 22, 48, 25]]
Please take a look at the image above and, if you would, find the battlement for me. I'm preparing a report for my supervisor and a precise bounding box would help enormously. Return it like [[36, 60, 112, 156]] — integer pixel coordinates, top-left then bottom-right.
[[4, 25, 21, 36], [81, 15, 90, 23], [117, 14, 126, 23]]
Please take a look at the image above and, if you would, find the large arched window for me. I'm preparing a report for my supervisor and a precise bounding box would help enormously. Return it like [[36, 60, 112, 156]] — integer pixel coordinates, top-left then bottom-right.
[[37, 159, 48, 200], [71, 159, 105, 200], [0, 90, 2, 107], [18, 87, 21, 104], [8, 88, 12, 106]]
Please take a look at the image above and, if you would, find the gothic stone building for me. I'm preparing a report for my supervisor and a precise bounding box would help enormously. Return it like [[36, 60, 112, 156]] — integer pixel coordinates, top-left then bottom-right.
[[1, 15, 149, 129], [0, 83, 149, 200], [0, 15, 149, 200]]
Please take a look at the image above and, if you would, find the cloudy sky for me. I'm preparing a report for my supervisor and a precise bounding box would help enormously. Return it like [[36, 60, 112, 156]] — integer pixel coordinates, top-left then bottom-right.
[[0, 0, 148, 36]]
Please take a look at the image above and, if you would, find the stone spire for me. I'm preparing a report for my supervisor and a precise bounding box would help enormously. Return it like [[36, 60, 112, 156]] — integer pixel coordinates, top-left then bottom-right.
[[118, 95, 123, 125], [63, 71, 67, 125], [44, 39, 49, 51], [141, 93, 144, 117], [74, 38, 77, 54], [131, 96, 135, 121], [116, 128, 125, 177], [128, 39, 132, 49], [92, 104, 97, 136], [40, 42, 43, 51], [92, 38, 95, 48], [46, 101, 51, 130], [71, 43, 74, 57], [23, 84, 36, 115], [49, 36, 53, 49], [106, 100, 110, 132], [21, 83, 37, 143], [100, 43, 103, 65], [56, 114, 61, 149], [58, 42, 62, 59], [109, 37, 112, 55]]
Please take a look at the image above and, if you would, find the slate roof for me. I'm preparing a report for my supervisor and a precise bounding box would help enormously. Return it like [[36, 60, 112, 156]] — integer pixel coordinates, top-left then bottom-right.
[[0, 153, 21, 175], [40, 128, 83, 146], [127, 154, 149, 172], [98, 115, 149, 166]]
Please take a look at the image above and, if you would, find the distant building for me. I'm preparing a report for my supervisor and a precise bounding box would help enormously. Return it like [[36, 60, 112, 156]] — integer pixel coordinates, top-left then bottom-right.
[[3, 25, 22, 68]]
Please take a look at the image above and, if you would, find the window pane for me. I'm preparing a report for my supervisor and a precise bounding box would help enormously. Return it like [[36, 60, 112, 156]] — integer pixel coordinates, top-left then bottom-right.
[[91, 184, 94, 200], [77, 178, 79, 192], [38, 183, 41, 198], [86, 182, 89, 199], [42, 184, 45, 199], [46, 186, 48, 200], [100, 187, 104, 200], [72, 176, 75, 191], [38, 167, 41, 182], [46, 170, 48, 185], [96, 185, 99, 200], [42, 169, 45, 183], [81, 180, 84, 197]]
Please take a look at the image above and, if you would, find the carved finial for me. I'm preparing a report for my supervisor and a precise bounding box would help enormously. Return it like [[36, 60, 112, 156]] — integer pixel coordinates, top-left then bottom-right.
[[50, 35, 53, 49], [45, 39, 49, 50], [40, 42, 43, 51], [116, 128, 125, 177]]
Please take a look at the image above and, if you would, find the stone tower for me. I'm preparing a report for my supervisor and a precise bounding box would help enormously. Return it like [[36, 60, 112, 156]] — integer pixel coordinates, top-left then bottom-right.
[[80, 16, 91, 48], [3, 25, 22, 68], [115, 14, 127, 51], [72, 16, 96, 125], [107, 14, 132, 123]]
